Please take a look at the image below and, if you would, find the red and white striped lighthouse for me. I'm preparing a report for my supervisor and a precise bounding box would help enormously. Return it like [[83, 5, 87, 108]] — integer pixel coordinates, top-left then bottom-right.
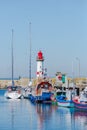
[[36, 51, 44, 78]]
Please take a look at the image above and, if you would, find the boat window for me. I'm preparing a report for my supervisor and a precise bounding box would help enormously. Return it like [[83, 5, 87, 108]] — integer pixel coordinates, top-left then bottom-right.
[[11, 87, 17, 91], [44, 84, 48, 89]]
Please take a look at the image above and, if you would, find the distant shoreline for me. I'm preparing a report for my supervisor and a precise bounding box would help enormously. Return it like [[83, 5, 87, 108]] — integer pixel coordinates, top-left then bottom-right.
[[0, 77, 55, 89], [0, 77, 87, 90], [0, 78, 29, 89], [0, 78, 19, 80]]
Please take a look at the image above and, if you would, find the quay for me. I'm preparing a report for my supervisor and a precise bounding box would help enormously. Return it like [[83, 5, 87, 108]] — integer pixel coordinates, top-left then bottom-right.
[[0, 77, 55, 89], [0, 77, 87, 91]]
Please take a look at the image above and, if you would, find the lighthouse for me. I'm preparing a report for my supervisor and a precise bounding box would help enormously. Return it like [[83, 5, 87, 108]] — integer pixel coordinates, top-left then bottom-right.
[[36, 51, 44, 78]]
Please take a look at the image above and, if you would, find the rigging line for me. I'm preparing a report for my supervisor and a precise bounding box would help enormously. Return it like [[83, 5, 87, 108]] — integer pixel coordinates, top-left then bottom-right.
[[11, 29, 14, 87], [29, 22, 32, 82]]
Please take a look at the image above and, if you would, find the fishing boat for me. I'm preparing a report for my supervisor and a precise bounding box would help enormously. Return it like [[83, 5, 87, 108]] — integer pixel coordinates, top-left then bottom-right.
[[73, 87, 87, 110], [55, 71, 77, 107], [56, 88, 74, 107], [4, 30, 22, 99], [29, 81, 54, 103]]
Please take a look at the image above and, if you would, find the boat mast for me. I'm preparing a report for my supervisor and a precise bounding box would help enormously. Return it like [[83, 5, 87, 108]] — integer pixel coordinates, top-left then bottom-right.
[[29, 22, 31, 84], [11, 29, 14, 87], [72, 61, 75, 95]]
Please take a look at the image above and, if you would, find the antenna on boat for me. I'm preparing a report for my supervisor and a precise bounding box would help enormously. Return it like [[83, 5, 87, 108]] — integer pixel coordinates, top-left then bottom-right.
[[11, 29, 14, 87], [29, 22, 32, 86]]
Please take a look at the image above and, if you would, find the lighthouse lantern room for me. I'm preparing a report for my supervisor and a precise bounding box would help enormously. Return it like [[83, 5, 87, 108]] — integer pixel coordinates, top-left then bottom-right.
[[36, 51, 44, 78]]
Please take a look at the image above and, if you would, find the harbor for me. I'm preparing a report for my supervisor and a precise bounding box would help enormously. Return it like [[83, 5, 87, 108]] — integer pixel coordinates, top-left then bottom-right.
[[0, 51, 87, 130], [0, 1, 87, 130], [0, 89, 87, 130]]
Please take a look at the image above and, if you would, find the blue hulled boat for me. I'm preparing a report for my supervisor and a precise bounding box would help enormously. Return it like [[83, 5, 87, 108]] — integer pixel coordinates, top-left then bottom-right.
[[29, 81, 54, 103], [56, 89, 74, 107]]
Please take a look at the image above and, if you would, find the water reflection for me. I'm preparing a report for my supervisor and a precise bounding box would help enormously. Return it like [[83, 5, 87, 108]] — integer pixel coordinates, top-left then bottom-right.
[[56, 107, 87, 130], [36, 104, 57, 130], [1, 90, 87, 130], [10, 103, 15, 129], [7, 99, 20, 130], [55, 107, 75, 130], [74, 110, 87, 130]]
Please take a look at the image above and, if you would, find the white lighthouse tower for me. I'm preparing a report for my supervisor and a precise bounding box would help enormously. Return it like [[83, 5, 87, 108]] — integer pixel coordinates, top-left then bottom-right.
[[36, 51, 44, 78]]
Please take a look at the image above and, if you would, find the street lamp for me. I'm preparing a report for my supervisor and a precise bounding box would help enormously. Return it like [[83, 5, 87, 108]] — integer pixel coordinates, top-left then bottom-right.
[[76, 57, 80, 78]]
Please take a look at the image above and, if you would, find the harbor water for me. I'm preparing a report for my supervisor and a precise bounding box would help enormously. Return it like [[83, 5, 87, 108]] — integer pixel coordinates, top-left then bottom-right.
[[0, 90, 87, 130]]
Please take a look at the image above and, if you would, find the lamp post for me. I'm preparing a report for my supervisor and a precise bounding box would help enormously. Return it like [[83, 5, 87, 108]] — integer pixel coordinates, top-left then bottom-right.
[[76, 57, 80, 78]]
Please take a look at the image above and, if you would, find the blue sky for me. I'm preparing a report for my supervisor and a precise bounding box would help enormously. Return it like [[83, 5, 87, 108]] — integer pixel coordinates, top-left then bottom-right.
[[0, 0, 87, 78]]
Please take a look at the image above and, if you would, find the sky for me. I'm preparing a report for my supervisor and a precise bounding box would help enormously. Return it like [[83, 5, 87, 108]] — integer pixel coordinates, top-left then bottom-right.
[[0, 0, 87, 78]]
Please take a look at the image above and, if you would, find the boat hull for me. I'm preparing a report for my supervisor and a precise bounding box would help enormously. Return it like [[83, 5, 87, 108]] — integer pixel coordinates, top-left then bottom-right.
[[5, 91, 22, 99], [23, 91, 32, 99], [73, 99, 87, 110], [57, 100, 74, 107], [29, 92, 53, 104], [56, 96, 74, 107]]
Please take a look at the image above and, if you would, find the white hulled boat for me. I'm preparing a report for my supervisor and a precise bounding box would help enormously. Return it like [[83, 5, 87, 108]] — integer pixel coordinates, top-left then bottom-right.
[[5, 86, 22, 99], [4, 29, 22, 99]]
